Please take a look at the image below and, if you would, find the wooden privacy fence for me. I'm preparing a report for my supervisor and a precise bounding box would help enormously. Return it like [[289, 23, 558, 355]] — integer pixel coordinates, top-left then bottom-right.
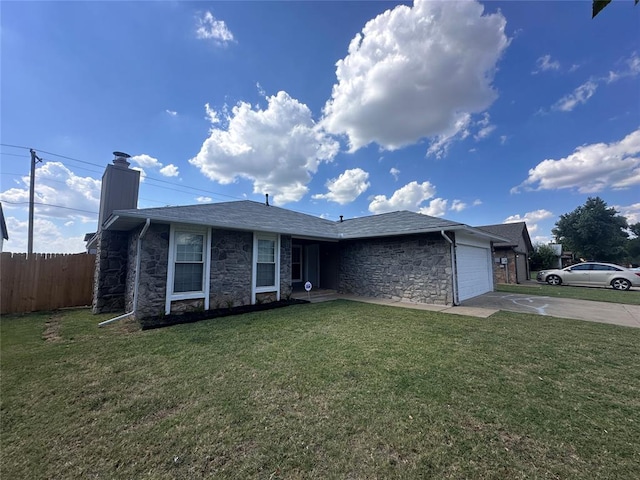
[[0, 252, 96, 315]]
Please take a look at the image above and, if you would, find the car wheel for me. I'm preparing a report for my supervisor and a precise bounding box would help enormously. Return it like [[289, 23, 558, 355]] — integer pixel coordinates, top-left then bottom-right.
[[546, 275, 562, 286], [611, 278, 631, 291]]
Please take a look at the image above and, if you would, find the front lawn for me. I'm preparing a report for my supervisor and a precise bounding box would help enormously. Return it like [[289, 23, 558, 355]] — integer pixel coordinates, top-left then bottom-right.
[[497, 282, 640, 305], [2, 302, 639, 479]]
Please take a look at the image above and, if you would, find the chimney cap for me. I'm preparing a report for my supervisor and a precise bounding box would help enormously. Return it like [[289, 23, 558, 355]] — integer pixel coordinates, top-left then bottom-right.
[[112, 151, 131, 167]]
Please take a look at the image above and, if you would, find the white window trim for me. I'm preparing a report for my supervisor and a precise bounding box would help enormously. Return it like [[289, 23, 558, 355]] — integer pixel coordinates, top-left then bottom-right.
[[291, 245, 302, 282], [251, 232, 280, 304], [165, 224, 211, 314]]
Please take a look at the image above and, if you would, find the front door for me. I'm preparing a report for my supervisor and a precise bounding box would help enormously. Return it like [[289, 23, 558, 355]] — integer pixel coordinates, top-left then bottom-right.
[[304, 244, 320, 288]]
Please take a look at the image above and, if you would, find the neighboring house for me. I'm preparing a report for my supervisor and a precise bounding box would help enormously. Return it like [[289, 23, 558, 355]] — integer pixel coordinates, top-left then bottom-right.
[[0, 202, 8, 253], [84, 233, 98, 254], [549, 243, 575, 268], [92, 154, 507, 324], [477, 222, 533, 284]]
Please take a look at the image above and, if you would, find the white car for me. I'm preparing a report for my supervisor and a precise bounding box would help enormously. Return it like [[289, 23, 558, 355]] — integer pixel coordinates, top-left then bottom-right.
[[536, 262, 640, 291]]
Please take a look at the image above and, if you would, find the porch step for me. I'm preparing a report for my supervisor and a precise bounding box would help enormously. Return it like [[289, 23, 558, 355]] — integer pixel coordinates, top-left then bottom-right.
[[291, 289, 338, 303]]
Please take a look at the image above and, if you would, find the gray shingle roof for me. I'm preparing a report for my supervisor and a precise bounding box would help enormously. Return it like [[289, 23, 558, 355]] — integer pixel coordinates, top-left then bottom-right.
[[106, 200, 507, 241], [336, 210, 462, 238], [477, 222, 533, 251], [108, 201, 337, 238]]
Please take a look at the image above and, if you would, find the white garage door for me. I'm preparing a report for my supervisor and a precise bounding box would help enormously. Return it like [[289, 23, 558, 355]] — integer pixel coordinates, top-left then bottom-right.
[[457, 244, 493, 301]]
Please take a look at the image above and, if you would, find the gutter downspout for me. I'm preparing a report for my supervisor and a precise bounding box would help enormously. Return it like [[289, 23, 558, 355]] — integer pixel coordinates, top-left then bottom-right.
[[99, 218, 151, 327], [441, 230, 458, 306]]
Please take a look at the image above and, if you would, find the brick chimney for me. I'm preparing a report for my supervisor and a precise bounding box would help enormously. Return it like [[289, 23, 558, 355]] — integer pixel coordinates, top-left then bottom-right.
[[97, 151, 141, 229]]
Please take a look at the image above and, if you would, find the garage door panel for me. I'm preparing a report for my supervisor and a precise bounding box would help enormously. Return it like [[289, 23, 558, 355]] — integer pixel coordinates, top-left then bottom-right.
[[457, 245, 492, 301]]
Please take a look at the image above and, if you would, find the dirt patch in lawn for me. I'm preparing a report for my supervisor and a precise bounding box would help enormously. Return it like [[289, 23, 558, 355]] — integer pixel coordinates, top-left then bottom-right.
[[43, 314, 62, 342]]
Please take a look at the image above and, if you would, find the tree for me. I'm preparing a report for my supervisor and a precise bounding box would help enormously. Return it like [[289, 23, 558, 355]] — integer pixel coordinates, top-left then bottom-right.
[[529, 243, 558, 271], [593, 0, 638, 18], [552, 197, 629, 263]]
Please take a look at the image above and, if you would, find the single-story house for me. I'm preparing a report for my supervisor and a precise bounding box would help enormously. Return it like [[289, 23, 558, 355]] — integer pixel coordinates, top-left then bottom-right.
[[92, 154, 508, 323], [477, 222, 533, 284]]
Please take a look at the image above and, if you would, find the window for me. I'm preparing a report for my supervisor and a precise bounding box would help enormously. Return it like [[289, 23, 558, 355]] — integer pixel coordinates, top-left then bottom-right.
[[252, 234, 280, 301], [591, 264, 621, 271], [174, 232, 205, 292], [256, 238, 276, 287], [569, 264, 592, 271], [291, 245, 302, 282]]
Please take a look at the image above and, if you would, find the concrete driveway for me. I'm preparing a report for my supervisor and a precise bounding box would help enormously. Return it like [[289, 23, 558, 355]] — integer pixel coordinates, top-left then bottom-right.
[[461, 292, 640, 328]]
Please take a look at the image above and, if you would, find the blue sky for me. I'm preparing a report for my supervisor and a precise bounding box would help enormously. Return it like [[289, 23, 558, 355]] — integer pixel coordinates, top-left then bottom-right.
[[1, 0, 639, 253]]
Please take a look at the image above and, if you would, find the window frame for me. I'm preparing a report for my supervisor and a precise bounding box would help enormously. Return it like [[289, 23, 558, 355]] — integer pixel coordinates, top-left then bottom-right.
[[251, 232, 280, 302], [291, 245, 302, 282], [165, 224, 211, 314]]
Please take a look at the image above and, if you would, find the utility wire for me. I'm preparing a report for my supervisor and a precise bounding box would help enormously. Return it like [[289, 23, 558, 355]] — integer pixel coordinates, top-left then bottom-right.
[[2, 200, 98, 215], [0, 142, 336, 218], [1, 142, 241, 200]]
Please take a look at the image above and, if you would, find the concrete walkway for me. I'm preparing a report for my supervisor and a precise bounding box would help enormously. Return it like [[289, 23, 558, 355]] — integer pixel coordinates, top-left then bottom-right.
[[293, 290, 497, 318], [293, 289, 640, 328]]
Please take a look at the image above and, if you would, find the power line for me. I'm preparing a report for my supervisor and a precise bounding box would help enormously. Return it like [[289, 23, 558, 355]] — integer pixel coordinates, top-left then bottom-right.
[[2, 199, 98, 216], [0, 142, 336, 218], [0, 142, 242, 201]]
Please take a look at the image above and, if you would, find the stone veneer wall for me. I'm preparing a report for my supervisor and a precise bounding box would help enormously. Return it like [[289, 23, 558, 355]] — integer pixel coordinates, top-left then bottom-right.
[[280, 235, 292, 299], [209, 229, 253, 308], [135, 224, 170, 318], [338, 233, 453, 305], [92, 230, 129, 313]]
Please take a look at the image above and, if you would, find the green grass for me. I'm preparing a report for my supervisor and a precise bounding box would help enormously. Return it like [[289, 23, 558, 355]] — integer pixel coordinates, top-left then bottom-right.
[[2, 302, 639, 479], [497, 282, 640, 305]]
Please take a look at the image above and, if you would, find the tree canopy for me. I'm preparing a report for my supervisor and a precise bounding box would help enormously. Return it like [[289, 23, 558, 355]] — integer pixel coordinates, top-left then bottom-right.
[[552, 197, 629, 263], [530, 243, 558, 271]]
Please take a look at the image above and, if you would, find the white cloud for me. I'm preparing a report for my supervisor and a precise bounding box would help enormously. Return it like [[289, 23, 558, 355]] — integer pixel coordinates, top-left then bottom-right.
[[474, 113, 496, 140], [512, 129, 640, 193], [204, 103, 221, 124], [159, 164, 179, 177], [616, 202, 640, 225], [532, 54, 560, 74], [165, 109, 178, 117], [450, 199, 467, 212], [196, 11, 234, 45], [418, 198, 448, 217], [130, 154, 161, 169], [390, 167, 400, 180], [3, 216, 86, 254], [552, 80, 598, 112], [473, 199, 483, 206], [0, 161, 100, 222], [312, 168, 370, 205], [322, 0, 508, 154], [504, 209, 554, 235], [426, 114, 471, 159], [500, 135, 508, 145], [130, 154, 180, 179], [196, 196, 212, 203], [606, 51, 640, 83], [190, 91, 339, 205], [368, 181, 436, 214]]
